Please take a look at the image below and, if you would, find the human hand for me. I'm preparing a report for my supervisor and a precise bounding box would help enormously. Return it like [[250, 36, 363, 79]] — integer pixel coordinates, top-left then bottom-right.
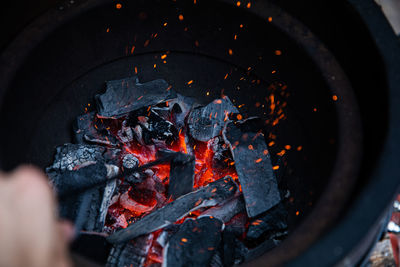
[[0, 166, 73, 267]]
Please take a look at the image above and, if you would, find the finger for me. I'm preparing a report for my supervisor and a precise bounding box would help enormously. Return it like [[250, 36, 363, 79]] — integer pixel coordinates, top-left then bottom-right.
[[58, 220, 76, 243]]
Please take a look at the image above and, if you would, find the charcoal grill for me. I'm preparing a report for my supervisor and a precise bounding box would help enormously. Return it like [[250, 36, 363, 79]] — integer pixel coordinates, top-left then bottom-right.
[[0, 0, 399, 266]]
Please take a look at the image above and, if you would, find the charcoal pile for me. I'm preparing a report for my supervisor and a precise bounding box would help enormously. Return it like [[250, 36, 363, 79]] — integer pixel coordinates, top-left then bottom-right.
[[46, 77, 288, 267]]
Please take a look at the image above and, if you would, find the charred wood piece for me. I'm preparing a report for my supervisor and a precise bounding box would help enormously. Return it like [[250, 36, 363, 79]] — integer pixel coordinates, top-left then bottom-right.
[[128, 110, 178, 146], [122, 154, 139, 169], [188, 96, 238, 142], [96, 77, 176, 118], [243, 239, 280, 262], [170, 94, 197, 130], [223, 119, 281, 218], [164, 217, 223, 267], [106, 176, 237, 244], [50, 163, 108, 231], [200, 195, 245, 223], [168, 152, 195, 199], [73, 112, 119, 146], [107, 234, 153, 267], [246, 203, 288, 241]]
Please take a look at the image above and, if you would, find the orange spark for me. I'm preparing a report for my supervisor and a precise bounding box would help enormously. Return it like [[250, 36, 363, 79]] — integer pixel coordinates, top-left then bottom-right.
[[273, 165, 279, 170], [277, 150, 286, 156], [275, 50, 282, 55], [116, 3, 122, 9], [179, 14, 184, 21], [255, 158, 262, 163]]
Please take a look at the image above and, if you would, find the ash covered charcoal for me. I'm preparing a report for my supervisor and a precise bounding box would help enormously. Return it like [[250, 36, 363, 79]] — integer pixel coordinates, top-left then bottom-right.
[[200, 195, 245, 223], [164, 216, 223, 267], [168, 152, 195, 199], [223, 118, 281, 218], [96, 77, 177, 118], [46, 143, 105, 173], [107, 234, 153, 267], [107, 176, 238, 244], [246, 203, 288, 241], [122, 154, 139, 169], [127, 109, 178, 146], [188, 96, 238, 142]]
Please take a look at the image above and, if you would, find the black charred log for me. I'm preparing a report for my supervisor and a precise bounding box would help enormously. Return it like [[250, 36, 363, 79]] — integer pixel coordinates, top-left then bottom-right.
[[223, 118, 281, 218], [164, 217, 223, 267], [96, 77, 176, 118]]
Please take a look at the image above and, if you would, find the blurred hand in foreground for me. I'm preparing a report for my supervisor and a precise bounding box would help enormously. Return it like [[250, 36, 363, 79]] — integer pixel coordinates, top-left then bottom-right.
[[0, 166, 73, 267]]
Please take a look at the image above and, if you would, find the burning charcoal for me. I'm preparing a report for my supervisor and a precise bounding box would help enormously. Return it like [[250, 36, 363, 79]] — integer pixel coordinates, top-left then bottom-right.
[[96, 77, 177, 118], [223, 119, 281, 218], [119, 191, 156, 214], [164, 217, 223, 267], [208, 136, 233, 169], [74, 112, 119, 146], [122, 154, 139, 169], [107, 176, 238, 244], [168, 153, 195, 199], [200, 195, 245, 223], [128, 110, 178, 146], [246, 203, 288, 241], [188, 96, 238, 142], [107, 234, 153, 267]]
